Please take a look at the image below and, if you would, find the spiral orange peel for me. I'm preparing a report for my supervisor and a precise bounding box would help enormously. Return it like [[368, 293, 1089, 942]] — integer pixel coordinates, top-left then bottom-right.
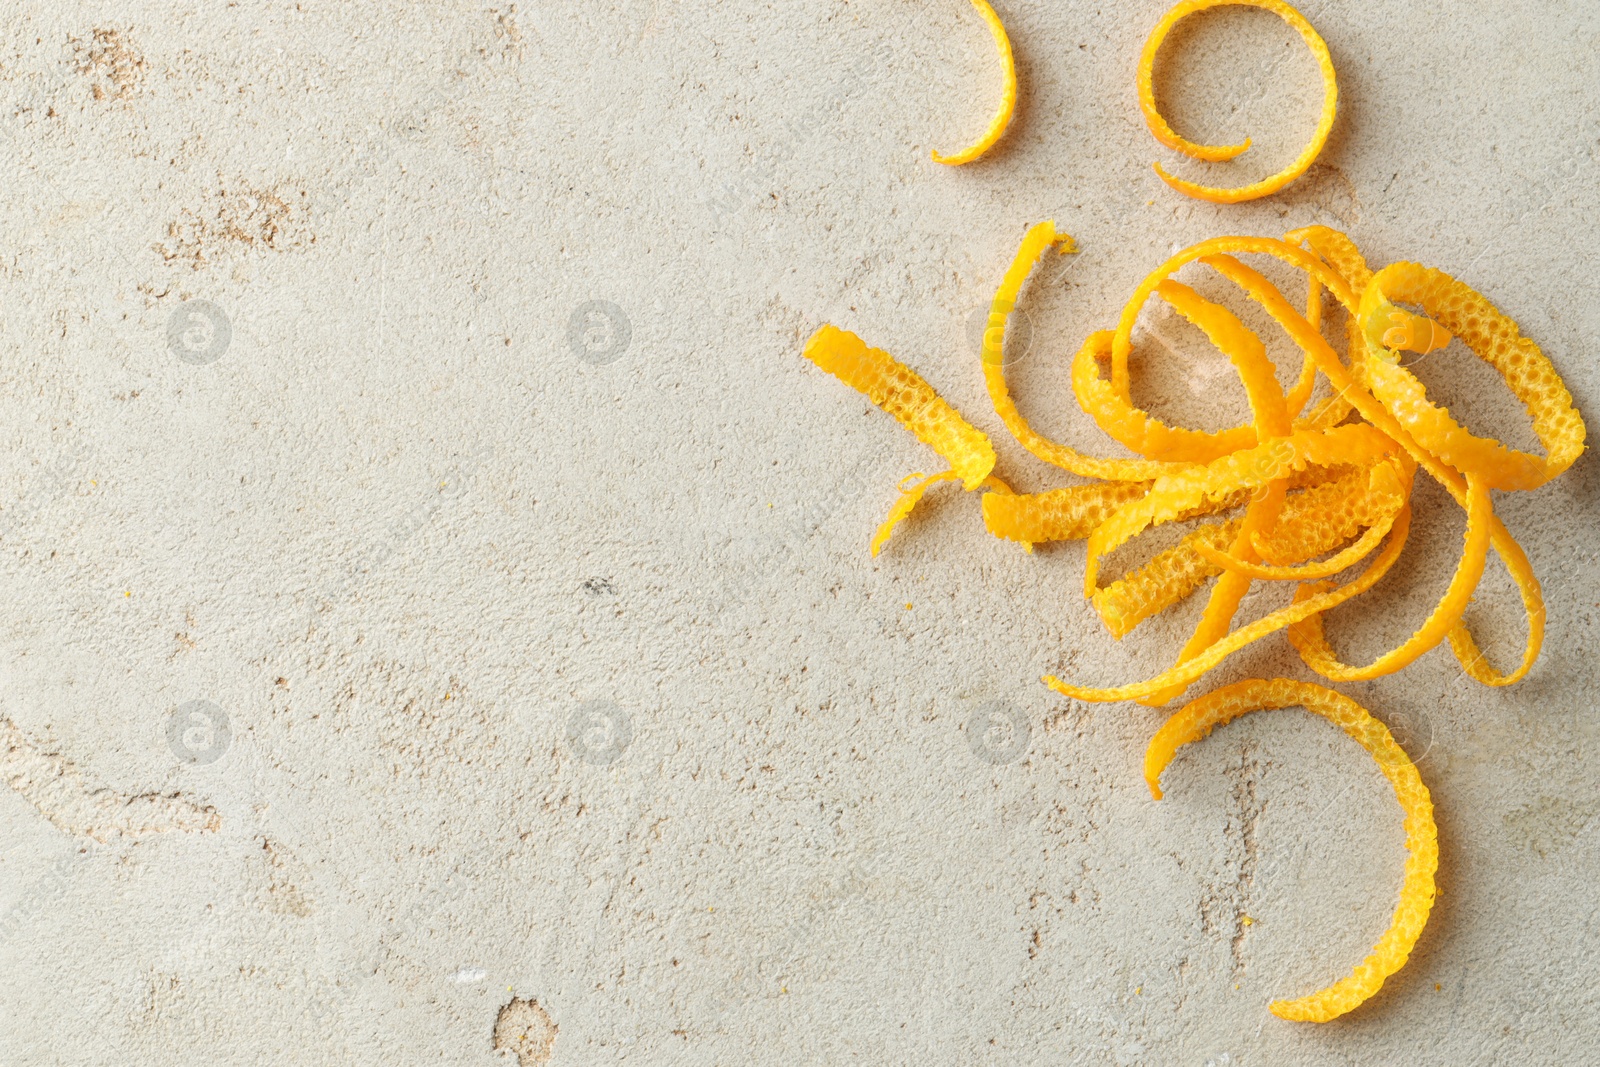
[[1145, 678, 1437, 1022], [932, 0, 1017, 165], [1138, 0, 1338, 203], [1359, 262, 1585, 492]]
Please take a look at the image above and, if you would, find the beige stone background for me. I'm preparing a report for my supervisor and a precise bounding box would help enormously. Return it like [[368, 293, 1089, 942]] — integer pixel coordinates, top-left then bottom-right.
[[0, 1, 1596, 1063]]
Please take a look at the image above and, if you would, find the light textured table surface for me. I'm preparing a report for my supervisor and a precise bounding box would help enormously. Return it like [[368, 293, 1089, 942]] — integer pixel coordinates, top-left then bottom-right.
[[1, 1, 1597, 1063]]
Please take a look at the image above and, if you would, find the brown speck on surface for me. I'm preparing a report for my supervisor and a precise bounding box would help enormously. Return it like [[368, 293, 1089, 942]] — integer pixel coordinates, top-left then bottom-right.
[[157, 177, 312, 269], [490, 6, 525, 59], [492, 996, 557, 1066], [259, 837, 313, 917], [72, 28, 147, 102]]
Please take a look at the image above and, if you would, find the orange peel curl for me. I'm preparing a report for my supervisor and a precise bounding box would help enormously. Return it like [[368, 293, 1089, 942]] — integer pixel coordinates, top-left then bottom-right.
[[803, 224, 1582, 707], [1137, 0, 1339, 203], [932, 0, 1017, 165], [1145, 678, 1437, 1023]]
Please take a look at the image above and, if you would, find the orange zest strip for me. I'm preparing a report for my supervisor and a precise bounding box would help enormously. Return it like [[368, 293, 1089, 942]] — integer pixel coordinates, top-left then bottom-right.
[[1092, 465, 1357, 638], [1364, 301, 1451, 356], [1093, 519, 1239, 638], [1138, 0, 1339, 203], [1144, 678, 1437, 1023], [1359, 262, 1586, 491], [1136, 269, 1295, 703], [1197, 503, 1397, 581], [1074, 325, 1261, 464], [872, 471, 961, 556], [982, 481, 1151, 543], [1082, 423, 1396, 596], [1141, 479, 1286, 707], [1287, 475, 1491, 681], [1251, 463, 1404, 561], [1284, 225, 1373, 293], [932, 0, 1018, 165], [1156, 278, 1291, 432], [1446, 519, 1545, 686], [1284, 265, 1319, 420], [1048, 503, 1411, 704], [804, 324, 997, 488], [984, 224, 1194, 481], [873, 471, 1029, 555], [1195, 461, 1407, 580]]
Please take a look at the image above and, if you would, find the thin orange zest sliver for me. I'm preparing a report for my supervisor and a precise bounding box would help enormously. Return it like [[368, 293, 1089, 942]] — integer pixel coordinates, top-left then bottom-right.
[[932, 0, 1017, 165], [804, 324, 996, 488], [1144, 678, 1437, 1023]]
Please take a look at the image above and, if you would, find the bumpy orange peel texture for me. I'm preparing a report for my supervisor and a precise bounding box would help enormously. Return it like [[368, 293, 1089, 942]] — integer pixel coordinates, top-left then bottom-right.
[[804, 323, 1028, 555], [932, 0, 1017, 165], [1146, 679, 1438, 1022], [802, 222, 1583, 1019], [1138, 0, 1338, 203], [804, 224, 1583, 706], [803, 324, 996, 489]]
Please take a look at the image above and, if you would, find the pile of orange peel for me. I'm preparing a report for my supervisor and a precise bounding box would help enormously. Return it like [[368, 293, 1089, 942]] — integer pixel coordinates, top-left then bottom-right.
[[805, 220, 1584, 1020], [811, 0, 1587, 1028]]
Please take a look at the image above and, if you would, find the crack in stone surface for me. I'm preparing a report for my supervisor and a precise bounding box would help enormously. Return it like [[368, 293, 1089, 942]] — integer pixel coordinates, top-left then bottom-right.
[[1, 714, 219, 842]]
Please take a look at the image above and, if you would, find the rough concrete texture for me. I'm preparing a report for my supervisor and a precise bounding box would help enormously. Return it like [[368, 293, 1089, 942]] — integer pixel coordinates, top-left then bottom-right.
[[0, 1, 1596, 1063]]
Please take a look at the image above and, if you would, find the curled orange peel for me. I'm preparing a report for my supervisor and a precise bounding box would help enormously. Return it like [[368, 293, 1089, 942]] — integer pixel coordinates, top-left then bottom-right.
[[1195, 461, 1406, 580], [1048, 503, 1411, 703], [873, 470, 1028, 555], [1138, 0, 1339, 203], [1145, 678, 1437, 1023], [804, 224, 1581, 706], [802, 222, 1582, 1022], [804, 324, 996, 488], [1197, 498, 1398, 581], [984, 223, 1191, 482], [932, 0, 1017, 165], [1091, 464, 1357, 637], [1359, 262, 1586, 491], [1081, 424, 1397, 596], [1286, 475, 1492, 681]]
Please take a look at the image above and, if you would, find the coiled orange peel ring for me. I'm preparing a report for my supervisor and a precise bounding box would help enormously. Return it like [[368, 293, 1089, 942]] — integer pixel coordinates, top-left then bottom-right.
[[1147, 679, 1438, 1022], [1138, 0, 1339, 202]]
